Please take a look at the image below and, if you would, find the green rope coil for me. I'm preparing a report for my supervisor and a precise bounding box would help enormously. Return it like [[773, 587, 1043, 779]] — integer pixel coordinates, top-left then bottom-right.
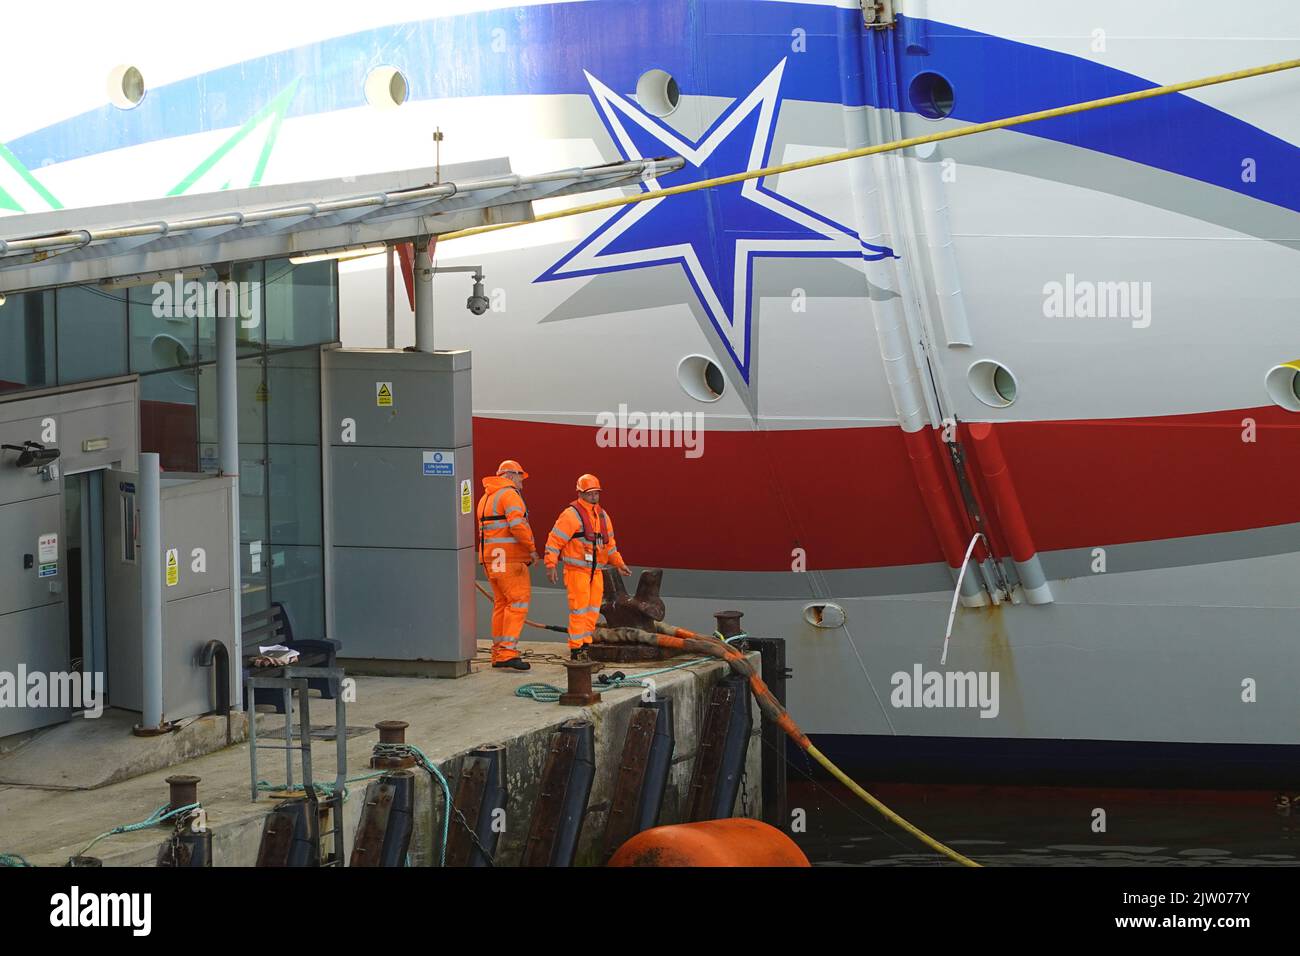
[[77, 801, 202, 858]]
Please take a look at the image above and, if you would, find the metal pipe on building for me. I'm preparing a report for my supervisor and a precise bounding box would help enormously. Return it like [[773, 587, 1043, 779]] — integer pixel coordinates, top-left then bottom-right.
[[413, 236, 434, 351], [138, 452, 164, 731], [385, 244, 396, 349], [216, 272, 243, 706]]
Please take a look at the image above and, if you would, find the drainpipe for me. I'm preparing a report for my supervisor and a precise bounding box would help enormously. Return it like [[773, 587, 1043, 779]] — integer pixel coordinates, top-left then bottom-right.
[[838, 22, 985, 606], [385, 244, 396, 349], [216, 268, 244, 707], [965, 423, 1053, 604], [413, 236, 434, 351], [138, 452, 164, 731]]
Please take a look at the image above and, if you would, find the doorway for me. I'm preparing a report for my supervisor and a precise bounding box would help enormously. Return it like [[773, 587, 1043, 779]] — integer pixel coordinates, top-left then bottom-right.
[[63, 470, 107, 688]]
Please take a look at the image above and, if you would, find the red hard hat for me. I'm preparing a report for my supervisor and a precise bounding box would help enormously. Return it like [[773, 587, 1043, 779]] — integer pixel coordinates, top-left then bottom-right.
[[576, 473, 602, 492], [497, 459, 529, 479]]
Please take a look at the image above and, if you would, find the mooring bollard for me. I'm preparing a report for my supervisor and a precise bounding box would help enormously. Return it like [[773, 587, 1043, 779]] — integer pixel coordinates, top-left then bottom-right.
[[446, 743, 508, 867], [714, 609, 744, 639], [372, 720, 416, 768], [522, 718, 596, 866], [157, 774, 212, 867], [558, 660, 602, 706], [164, 774, 201, 815]]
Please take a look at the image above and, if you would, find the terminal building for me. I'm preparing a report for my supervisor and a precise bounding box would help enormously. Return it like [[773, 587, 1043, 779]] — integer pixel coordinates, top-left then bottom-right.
[[0, 156, 670, 740]]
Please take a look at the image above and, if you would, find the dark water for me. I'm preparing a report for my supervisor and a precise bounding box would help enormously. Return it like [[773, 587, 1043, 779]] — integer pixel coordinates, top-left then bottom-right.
[[787, 778, 1300, 866]]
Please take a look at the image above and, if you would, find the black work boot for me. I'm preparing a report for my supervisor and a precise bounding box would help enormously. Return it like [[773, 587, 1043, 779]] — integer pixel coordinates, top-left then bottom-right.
[[492, 657, 531, 671], [570, 646, 586, 662]]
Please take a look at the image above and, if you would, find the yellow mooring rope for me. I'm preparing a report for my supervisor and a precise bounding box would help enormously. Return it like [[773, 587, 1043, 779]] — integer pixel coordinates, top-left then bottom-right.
[[439, 57, 1300, 243], [803, 744, 979, 867]]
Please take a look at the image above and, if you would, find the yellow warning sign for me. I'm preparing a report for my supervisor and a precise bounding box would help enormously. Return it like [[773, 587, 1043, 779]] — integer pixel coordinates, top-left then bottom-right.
[[376, 382, 393, 407], [255, 383, 269, 403], [166, 548, 179, 587], [460, 479, 472, 515]]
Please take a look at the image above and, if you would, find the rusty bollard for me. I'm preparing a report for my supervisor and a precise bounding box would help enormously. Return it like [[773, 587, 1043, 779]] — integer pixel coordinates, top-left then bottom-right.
[[558, 660, 603, 706], [714, 610, 745, 640], [371, 720, 416, 769], [165, 774, 201, 817]]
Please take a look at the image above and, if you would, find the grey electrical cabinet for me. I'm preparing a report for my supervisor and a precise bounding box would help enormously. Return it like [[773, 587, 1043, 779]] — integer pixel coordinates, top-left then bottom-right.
[[0, 380, 139, 740], [104, 472, 237, 723], [323, 348, 475, 676]]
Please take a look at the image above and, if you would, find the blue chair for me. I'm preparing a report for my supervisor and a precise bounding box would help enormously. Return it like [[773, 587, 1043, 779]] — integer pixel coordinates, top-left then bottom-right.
[[243, 602, 343, 714]]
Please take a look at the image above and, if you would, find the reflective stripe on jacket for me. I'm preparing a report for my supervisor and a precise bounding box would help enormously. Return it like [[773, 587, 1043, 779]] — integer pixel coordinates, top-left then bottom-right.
[[544, 499, 627, 572], [477, 475, 536, 565]]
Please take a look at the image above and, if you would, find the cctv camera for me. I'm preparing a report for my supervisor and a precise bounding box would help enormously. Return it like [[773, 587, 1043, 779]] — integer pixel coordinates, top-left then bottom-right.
[[466, 278, 489, 315], [2, 442, 61, 468]]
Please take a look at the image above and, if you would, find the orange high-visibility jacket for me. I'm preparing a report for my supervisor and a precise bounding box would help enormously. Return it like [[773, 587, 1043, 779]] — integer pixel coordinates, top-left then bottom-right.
[[544, 499, 628, 573], [477, 476, 536, 565]]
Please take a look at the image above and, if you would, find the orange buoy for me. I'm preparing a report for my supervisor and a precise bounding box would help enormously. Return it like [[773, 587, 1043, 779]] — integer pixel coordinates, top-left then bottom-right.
[[607, 819, 811, 867]]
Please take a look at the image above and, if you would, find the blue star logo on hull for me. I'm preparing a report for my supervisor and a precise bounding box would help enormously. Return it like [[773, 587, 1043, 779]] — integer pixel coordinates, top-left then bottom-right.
[[537, 59, 895, 384]]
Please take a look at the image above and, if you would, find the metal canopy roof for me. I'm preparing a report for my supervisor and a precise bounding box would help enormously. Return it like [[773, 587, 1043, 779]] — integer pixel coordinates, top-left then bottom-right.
[[0, 155, 681, 294]]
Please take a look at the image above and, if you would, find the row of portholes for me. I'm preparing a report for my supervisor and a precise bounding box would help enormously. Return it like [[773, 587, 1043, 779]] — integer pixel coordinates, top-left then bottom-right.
[[973, 360, 1300, 414], [108, 64, 680, 114], [109, 64, 412, 110], [109, 61, 949, 122]]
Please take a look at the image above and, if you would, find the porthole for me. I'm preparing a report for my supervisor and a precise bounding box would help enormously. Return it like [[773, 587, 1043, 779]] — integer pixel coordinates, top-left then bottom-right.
[[636, 69, 680, 117], [968, 360, 1018, 408], [677, 354, 724, 402], [1265, 363, 1300, 412], [908, 71, 954, 120], [803, 603, 846, 629], [365, 66, 408, 110], [107, 65, 146, 109]]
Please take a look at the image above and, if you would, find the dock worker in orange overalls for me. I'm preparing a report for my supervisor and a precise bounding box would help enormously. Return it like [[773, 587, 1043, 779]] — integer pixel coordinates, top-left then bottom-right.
[[545, 474, 632, 660], [477, 460, 539, 670]]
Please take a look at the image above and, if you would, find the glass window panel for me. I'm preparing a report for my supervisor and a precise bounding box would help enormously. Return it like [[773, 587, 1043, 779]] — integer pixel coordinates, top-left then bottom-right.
[[265, 258, 337, 349], [129, 284, 196, 374], [0, 290, 55, 393], [140, 370, 199, 472], [269, 546, 324, 641], [56, 285, 127, 383], [238, 442, 268, 543], [266, 350, 320, 445], [197, 260, 264, 362], [269, 444, 321, 547], [197, 358, 266, 449]]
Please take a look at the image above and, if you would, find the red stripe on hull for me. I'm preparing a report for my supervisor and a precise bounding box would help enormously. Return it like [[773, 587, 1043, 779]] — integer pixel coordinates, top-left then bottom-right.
[[473, 407, 1300, 572]]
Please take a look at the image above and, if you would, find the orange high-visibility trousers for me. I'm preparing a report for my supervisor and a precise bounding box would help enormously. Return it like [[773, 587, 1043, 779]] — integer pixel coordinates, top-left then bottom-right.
[[562, 564, 603, 650], [487, 563, 531, 662]]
